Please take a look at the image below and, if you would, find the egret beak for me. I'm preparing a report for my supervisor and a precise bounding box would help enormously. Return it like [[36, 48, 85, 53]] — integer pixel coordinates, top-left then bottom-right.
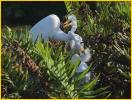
[[63, 20, 72, 29]]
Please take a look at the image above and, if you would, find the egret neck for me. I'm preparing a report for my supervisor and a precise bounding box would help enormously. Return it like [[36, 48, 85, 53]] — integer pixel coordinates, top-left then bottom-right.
[[51, 28, 72, 42]]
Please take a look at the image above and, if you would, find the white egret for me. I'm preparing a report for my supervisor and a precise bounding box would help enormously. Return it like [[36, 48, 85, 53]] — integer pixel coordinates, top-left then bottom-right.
[[63, 14, 77, 33], [30, 14, 84, 51], [71, 48, 91, 72], [30, 14, 91, 82], [71, 48, 91, 82]]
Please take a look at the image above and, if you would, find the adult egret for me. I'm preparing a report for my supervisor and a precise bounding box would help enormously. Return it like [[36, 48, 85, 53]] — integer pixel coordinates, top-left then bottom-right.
[[30, 14, 84, 51], [30, 14, 91, 82]]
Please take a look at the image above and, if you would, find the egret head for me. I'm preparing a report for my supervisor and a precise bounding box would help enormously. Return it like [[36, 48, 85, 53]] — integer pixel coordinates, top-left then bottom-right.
[[68, 14, 77, 22], [68, 31, 84, 52], [80, 48, 91, 63]]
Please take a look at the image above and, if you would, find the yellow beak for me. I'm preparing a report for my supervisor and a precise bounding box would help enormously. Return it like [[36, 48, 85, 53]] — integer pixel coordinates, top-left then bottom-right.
[[80, 47, 85, 53], [63, 20, 71, 29]]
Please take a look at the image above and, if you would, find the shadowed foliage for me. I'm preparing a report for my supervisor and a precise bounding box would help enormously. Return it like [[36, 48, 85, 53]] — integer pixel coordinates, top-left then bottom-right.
[[1, 1, 131, 99]]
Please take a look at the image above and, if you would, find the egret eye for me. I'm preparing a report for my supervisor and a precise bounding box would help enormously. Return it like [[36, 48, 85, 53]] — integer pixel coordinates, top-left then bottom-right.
[[80, 42, 84, 45]]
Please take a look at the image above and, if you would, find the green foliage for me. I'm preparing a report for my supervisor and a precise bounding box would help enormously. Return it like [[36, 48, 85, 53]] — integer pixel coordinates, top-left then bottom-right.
[[65, 1, 130, 98], [2, 1, 130, 99], [2, 26, 48, 98], [2, 26, 109, 98], [65, 2, 130, 36], [34, 40, 109, 98]]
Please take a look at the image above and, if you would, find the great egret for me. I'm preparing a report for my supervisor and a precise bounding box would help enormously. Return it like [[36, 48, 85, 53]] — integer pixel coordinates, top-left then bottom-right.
[[30, 14, 84, 51], [30, 14, 91, 82]]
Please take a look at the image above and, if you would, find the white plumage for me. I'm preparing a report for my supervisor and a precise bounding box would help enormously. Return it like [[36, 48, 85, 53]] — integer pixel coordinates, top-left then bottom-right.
[[71, 48, 91, 72], [71, 48, 91, 82], [80, 48, 91, 63], [77, 62, 88, 72], [30, 14, 69, 42], [71, 48, 91, 62], [67, 14, 77, 33], [71, 53, 80, 63], [30, 14, 83, 50], [30, 14, 92, 82]]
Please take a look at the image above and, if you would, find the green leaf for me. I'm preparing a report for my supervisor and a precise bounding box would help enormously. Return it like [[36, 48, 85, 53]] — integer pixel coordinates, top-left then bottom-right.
[[79, 91, 110, 98], [75, 64, 92, 82], [80, 74, 100, 92], [118, 68, 131, 80], [68, 60, 80, 79], [79, 86, 110, 95]]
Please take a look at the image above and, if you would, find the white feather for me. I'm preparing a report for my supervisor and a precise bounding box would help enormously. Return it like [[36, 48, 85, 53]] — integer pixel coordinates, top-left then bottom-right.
[[30, 14, 70, 42], [30, 14, 84, 52], [85, 72, 91, 82], [80, 48, 91, 62], [67, 15, 77, 33], [71, 54, 80, 63], [76, 62, 88, 72], [68, 31, 83, 50]]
